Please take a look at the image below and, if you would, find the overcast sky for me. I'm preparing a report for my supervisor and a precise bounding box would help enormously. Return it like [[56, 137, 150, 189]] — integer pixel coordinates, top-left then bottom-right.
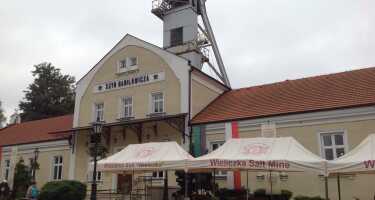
[[0, 0, 374, 120]]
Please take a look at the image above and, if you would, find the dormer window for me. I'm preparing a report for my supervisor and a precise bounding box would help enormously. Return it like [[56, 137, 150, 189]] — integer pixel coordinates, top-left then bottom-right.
[[128, 57, 137, 67], [118, 57, 138, 73], [119, 60, 127, 69]]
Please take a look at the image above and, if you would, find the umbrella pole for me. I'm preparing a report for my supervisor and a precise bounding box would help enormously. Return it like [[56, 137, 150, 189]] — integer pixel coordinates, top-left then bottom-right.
[[213, 169, 217, 195], [184, 170, 188, 199], [163, 170, 169, 200], [337, 174, 341, 200], [269, 171, 273, 200], [246, 170, 249, 200], [131, 171, 134, 200], [324, 176, 329, 200]]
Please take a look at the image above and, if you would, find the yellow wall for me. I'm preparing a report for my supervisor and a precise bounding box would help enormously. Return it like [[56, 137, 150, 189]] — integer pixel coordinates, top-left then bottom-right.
[[0, 143, 71, 189], [191, 79, 222, 117], [205, 118, 375, 200], [78, 45, 181, 127]]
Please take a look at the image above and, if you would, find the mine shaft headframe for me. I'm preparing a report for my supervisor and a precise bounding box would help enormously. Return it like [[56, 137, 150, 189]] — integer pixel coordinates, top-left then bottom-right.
[[197, 0, 231, 87], [151, 0, 231, 88], [152, 0, 202, 19]]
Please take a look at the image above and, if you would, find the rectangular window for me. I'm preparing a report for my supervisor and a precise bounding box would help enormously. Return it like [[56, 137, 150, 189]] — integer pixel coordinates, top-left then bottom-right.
[[210, 141, 227, 177], [87, 156, 103, 182], [170, 27, 183, 46], [320, 132, 347, 160], [121, 97, 133, 118], [151, 92, 164, 114], [152, 171, 164, 179], [88, 171, 103, 182], [128, 57, 137, 67], [119, 59, 127, 69], [52, 156, 63, 180], [119, 57, 138, 69], [4, 160, 10, 181], [94, 103, 104, 122], [96, 171, 102, 182]]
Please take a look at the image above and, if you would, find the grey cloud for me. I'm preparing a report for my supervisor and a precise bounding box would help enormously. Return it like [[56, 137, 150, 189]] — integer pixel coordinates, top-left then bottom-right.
[[0, 0, 374, 119]]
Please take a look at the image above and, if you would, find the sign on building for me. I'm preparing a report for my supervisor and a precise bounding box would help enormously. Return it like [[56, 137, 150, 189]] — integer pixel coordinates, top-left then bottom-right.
[[94, 72, 165, 93]]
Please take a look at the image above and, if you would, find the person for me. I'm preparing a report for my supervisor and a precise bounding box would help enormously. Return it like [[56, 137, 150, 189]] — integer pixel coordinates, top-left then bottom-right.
[[0, 180, 10, 200], [26, 181, 39, 200]]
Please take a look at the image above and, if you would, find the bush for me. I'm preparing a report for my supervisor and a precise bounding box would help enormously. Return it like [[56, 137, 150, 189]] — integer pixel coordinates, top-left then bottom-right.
[[217, 188, 247, 200], [191, 193, 213, 200], [254, 188, 266, 197], [281, 190, 293, 200], [38, 180, 86, 200]]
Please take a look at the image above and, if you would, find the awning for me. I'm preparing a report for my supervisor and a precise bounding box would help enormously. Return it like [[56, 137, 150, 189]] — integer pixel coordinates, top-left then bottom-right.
[[187, 137, 327, 175], [328, 134, 375, 174], [97, 142, 193, 172]]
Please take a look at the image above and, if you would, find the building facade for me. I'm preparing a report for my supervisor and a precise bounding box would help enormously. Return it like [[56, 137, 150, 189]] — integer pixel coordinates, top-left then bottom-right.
[[0, 115, 73, 189], [191, 67, 375, 200], [68, 34, 228, 195], [1, 1, 374, 200]]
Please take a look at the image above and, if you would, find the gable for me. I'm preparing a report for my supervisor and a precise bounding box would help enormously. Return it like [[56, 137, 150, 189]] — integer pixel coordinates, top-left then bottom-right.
[[74, 34, 191, 127]]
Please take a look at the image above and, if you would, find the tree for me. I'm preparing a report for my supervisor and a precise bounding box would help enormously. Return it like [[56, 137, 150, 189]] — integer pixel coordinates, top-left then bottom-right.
[[19, 62, 75, 122], [0, 101, 6, 128], [12, 158, 33, 199]]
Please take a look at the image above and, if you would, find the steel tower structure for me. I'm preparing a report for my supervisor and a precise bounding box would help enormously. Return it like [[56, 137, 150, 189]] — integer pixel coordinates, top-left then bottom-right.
[[152, 0, 231, 87]]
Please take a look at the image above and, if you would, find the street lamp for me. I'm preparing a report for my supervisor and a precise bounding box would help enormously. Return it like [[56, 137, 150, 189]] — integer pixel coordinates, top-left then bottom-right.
[[32, 148, 39, 180], [90, 121, 105, 200]]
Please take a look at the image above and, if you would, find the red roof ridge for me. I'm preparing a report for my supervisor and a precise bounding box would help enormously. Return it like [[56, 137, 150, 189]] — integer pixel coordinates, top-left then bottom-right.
[[232, 66, 375, 92], [0, 114, 73, 147], [192, 66, 375, 125], [9, 114, 73, 127]]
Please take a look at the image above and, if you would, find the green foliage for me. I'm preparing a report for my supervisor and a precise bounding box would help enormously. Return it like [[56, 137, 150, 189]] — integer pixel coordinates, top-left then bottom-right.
[[254, 188, 266, 197], [191, 193, 214, 200], [19, 62, 75, 122], [0, 101, 6, 127], [38, 180, 86, 200], [217, 188, 247, 200], [191, 173, 213, 192], [281, 190, 293, 200], [12, 158, 32, 199]]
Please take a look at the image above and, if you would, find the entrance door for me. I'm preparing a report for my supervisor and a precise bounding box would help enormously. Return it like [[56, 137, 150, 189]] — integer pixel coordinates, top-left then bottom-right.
[[117, 174, 132, 194]]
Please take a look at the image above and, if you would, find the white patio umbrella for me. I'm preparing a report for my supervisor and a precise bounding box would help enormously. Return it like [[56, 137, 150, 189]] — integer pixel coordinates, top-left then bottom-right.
[[97, 142, 194, 200], [186, 137, 328, 198], [328, 134, 375, 174], [188, 137, 327, 173], [97, 141, 193, 172], [327, 134, 375, 200]]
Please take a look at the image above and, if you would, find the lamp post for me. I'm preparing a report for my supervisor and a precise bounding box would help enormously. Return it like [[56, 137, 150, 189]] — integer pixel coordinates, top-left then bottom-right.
[[32, 148, 39, 180], [90, 121, 105, 200]]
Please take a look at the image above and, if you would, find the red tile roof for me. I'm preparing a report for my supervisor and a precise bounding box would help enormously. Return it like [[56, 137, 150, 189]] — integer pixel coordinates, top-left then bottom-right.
[[192, 67, 375, 124], [0, 115, 73, 147]]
